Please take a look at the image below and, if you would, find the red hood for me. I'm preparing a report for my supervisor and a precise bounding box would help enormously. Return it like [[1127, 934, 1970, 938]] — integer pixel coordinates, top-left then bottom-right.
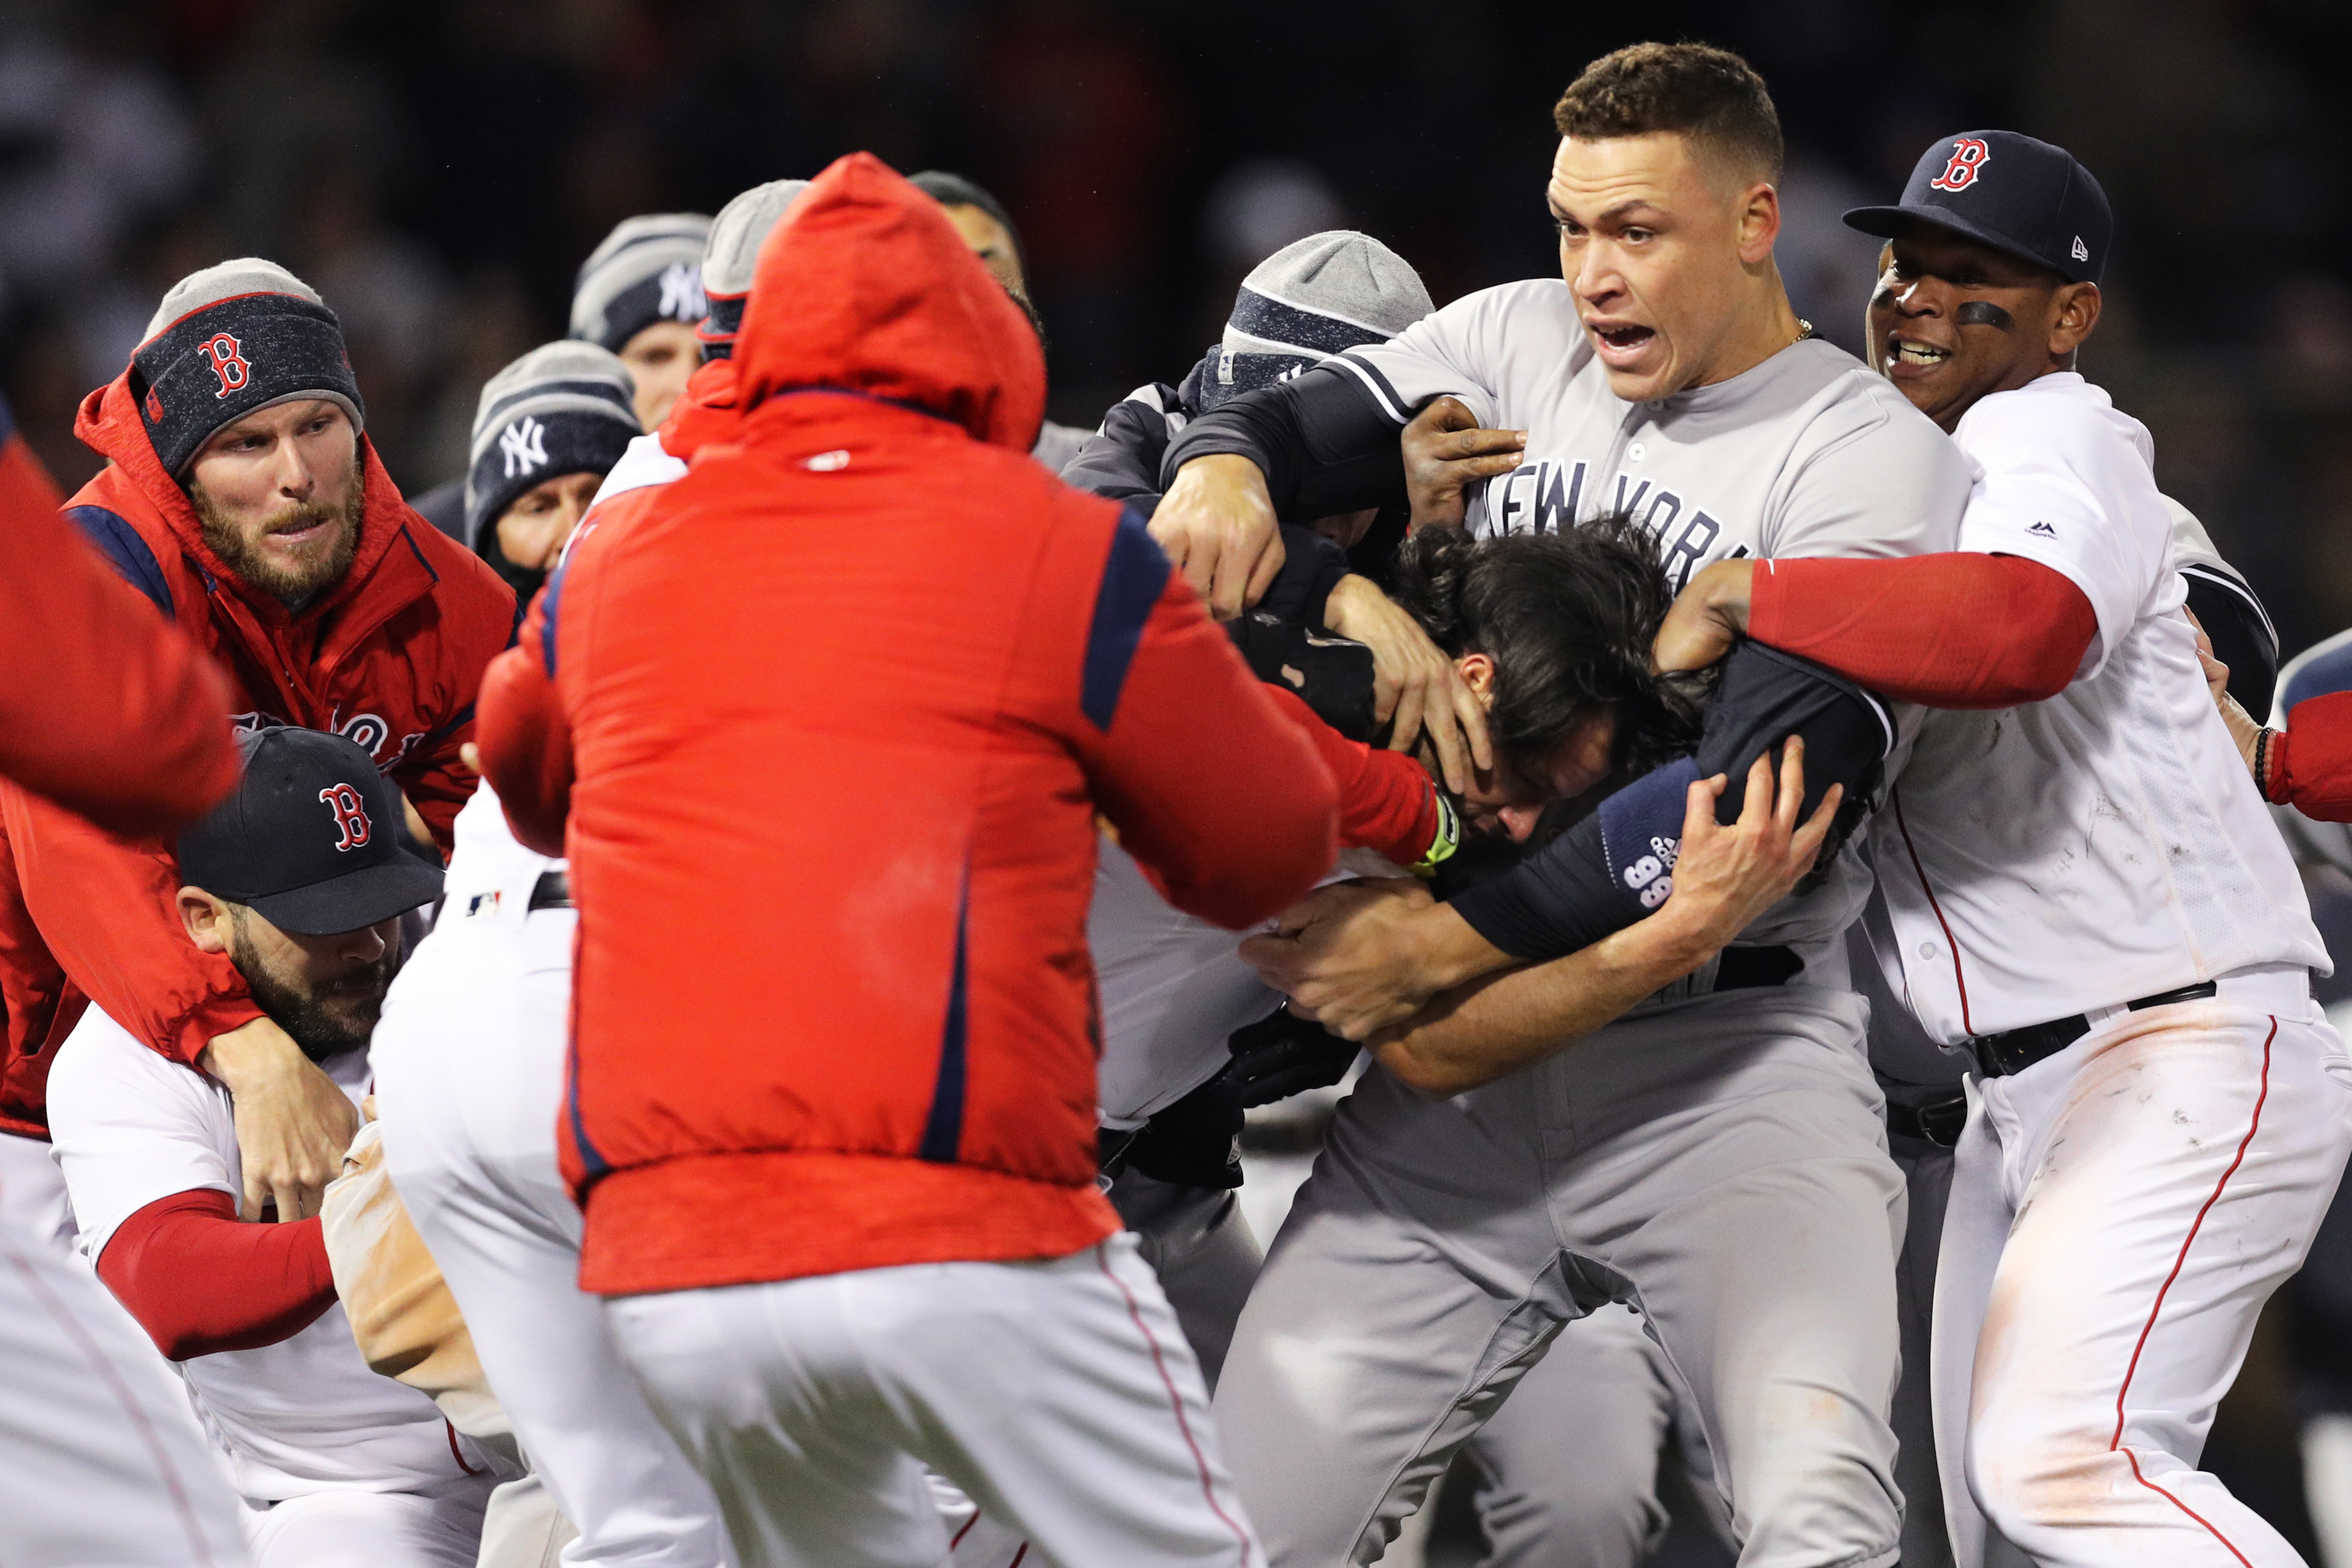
[[73, 374, 425, 630], [732, 153, 1045, 450], [657, 356, 746, 462]]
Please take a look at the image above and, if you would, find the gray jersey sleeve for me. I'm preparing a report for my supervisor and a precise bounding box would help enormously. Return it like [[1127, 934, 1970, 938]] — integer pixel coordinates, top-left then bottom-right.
[[1331, 281, 1570, 432], [1763, 379, 1972, 561]]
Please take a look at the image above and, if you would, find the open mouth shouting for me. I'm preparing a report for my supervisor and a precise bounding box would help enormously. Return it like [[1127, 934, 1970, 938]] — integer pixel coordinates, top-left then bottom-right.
[[1587, 318, 1657, 368]]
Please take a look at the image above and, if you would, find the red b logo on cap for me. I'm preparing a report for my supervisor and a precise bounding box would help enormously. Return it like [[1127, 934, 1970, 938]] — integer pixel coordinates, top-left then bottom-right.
[[319, 783, 372, 853], [200, 333, 251, 400], [1929, 138, 1991, 193]]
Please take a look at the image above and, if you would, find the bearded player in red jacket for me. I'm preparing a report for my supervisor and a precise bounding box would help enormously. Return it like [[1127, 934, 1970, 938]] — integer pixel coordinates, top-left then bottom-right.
[[478, 153, 1336, 1567], [0, 261, 515, 1242]]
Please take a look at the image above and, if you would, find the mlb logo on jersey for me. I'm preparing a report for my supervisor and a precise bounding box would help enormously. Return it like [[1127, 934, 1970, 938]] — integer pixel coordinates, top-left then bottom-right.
[[1929, 138, 1992, 192]]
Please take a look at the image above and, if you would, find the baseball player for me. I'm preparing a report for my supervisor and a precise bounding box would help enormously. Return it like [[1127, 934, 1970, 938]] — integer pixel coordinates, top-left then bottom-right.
[[569, 212, 713, 430], [47, 726, 511, 1567], [475, 152, 1339, 1568], [0, 388, 250, 1567], [370, 782, 736, 1568], [1652, 130, 2347, 1568], [460, 341, 644, 599], [1149, 42, 1967, 1566], [0, 259, 515, 1243]]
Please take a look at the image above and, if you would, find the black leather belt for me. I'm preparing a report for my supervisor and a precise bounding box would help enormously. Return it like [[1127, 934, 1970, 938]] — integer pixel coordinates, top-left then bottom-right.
[[1714, 945, 1801, 992], [1887, 1091, 1968, 1147], [527, 870, 573, 912], [1973, 981, 2217, 1078]]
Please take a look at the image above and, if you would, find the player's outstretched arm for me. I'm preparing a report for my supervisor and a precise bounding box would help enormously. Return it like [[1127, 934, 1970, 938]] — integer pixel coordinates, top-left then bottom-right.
[[1371, 743, 1838, 1095]]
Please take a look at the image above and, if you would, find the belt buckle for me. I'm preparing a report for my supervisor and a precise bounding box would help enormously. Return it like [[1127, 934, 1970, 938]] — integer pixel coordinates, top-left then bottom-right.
[[1916, 1094, 1968, 1147]]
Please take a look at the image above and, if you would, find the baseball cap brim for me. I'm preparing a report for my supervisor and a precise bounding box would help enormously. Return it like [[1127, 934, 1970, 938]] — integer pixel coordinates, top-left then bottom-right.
[[244, 854, 445, 936], [1842, 204, 2086, 283]]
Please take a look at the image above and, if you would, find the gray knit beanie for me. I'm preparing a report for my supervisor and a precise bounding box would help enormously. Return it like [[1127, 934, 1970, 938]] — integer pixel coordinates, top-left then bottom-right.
[[569, 214, 713, 352], [464, 342, 641, 552], [133, 259, 365, 475], [1201, 231, 1434, 410], [698, 179, 811, 361]]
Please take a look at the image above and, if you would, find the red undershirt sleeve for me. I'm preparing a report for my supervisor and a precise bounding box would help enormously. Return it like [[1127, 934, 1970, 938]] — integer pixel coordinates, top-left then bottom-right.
[[1746, 553, 2099, 710], [1258, 684, 1443, 868], [2266, 690, 2352, 822], [97, 1189, 337, 1361]]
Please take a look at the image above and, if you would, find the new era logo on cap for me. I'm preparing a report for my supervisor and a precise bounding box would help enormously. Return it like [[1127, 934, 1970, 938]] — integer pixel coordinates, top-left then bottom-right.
[[2072, 236, 2090, 263]]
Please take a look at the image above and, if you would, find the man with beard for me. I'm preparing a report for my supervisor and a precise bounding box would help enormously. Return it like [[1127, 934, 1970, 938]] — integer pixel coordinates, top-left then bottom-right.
[[47, 726, 509, 1568], [0, 259, 514, 1253]]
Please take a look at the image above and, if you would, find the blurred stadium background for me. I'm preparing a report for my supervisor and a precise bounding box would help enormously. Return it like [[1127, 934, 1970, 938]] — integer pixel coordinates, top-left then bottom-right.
[[3, 2, 2349, 1564]]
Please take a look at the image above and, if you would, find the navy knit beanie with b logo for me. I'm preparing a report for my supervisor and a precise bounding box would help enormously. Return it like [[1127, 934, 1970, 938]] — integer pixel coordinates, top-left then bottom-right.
[[131, 259, 366, 477]]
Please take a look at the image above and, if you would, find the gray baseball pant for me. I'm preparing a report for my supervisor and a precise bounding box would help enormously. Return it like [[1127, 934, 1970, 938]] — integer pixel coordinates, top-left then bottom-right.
[[1212, 985, 1907, 1568]]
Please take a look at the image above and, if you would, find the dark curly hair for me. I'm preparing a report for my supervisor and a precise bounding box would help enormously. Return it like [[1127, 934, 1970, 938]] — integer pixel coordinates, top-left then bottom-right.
[[1387, 515, 1700, 778]]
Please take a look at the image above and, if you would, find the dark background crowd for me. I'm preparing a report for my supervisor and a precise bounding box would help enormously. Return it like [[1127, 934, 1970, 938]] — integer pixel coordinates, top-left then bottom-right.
[[3, 2, 2349, 1564]]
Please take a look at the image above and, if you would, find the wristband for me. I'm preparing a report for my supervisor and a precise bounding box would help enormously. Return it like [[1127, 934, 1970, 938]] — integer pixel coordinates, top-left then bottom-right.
[[1412, 792, 1461, 878], [2254, 726, 2277, 801]]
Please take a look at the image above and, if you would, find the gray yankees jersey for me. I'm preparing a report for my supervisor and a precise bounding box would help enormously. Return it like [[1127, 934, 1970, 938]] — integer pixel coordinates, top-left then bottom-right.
[[1336, 279, 1970, 592], [1339, 278, 1970, 956]]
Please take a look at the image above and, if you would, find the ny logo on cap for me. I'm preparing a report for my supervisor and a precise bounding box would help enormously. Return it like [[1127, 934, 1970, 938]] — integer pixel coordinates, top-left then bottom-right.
[[318, 783, 372, 853], [499, 415, 549, 479], [1930, 138, 1992, 193], [658, 262, 706, 321], [200, 333, 252, 400]]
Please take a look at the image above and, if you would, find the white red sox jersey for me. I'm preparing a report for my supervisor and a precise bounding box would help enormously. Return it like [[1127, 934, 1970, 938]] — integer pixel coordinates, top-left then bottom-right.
[[1865, 372, 2327, 1043], [1336, 280, 1970, 956], [45, 1009, 492, 1503]]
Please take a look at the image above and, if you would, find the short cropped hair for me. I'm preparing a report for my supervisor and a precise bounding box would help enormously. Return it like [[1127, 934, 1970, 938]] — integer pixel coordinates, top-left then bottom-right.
[[1553, 43, 1783, 186]]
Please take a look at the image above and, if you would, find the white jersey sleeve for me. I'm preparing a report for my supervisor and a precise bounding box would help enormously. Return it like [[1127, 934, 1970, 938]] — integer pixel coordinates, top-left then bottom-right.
[[45, 1009, 239, 1263], [1330, 281, 1564, 430], [1949, 376, 2170, 680]]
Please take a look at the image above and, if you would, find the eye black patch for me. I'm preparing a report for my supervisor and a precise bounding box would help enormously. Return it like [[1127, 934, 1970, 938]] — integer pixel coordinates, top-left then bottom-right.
[[1956, 301, 2015, 330]]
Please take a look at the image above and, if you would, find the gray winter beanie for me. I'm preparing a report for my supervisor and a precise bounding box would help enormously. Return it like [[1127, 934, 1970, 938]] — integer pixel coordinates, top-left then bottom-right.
[[569, 213, 713, 352], [133, 259, 365, 476], [464, 342, 641, 548], [697, 179, 810, 361], [1200, 231, 1434, 410]]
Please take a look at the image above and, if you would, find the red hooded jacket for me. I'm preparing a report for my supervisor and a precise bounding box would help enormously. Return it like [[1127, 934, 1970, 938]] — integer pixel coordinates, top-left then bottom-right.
[[0, 369, 514, 1133], [477, 154, 1337, 1294]]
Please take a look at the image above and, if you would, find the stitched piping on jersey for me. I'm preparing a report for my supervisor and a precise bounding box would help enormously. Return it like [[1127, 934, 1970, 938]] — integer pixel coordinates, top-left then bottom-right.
[[0, 1230, 224, 1567], [445, 1418, 484, 1477], [2179, 564, 2279, 649], [2106, 1013, 2272, 1568], [1891, 785, 1973, 1036], [1095, 1242, 1257, 1566], [1330, 352, 1409, 425]]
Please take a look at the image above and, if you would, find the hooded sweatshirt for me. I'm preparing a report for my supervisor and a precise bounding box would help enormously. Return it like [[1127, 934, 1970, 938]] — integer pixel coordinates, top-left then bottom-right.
[[476, 153, 1337, 1294], [0, 365, 514, 1131]]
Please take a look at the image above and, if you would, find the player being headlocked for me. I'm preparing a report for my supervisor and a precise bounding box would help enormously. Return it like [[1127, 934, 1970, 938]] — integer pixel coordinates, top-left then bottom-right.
[[47, 728, 509, 1568]]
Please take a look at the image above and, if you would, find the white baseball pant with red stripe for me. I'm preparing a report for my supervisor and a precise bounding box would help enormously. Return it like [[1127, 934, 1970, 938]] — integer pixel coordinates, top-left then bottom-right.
[[0, 1205, 249, 1567], [1933, 966, 2352, 1567], [605, 1234, 1261, 1568]]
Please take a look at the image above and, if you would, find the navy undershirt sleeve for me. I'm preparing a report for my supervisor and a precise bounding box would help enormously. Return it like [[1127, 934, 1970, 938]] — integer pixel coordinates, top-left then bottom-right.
[[1161, 362, 1408, 522], [1450, 644, 1893, 961]]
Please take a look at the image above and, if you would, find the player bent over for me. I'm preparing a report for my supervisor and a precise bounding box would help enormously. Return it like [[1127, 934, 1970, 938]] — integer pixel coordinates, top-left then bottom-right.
[[1655, 132, 2349, 1568], [48, 728, 509, 1568], [474, 153, 1338, 1568]]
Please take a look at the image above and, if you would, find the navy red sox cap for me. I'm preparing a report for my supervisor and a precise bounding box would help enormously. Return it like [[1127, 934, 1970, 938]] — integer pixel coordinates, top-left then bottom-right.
[[1844, 130, 2113, 286], [177, 727, 442, 935]]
